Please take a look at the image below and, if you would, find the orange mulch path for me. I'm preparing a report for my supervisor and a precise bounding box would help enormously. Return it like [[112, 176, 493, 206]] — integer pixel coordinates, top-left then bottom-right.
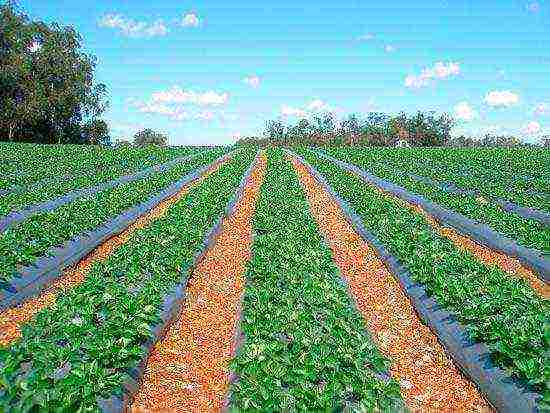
[[0, 158, 227, 348], [365, 175, 549, 299], [129, 154, 266, 413], [290, 156, 493, 413]]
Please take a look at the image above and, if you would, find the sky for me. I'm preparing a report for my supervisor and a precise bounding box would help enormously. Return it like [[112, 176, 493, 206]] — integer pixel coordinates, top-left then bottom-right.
[[16, 0, 550, 146]]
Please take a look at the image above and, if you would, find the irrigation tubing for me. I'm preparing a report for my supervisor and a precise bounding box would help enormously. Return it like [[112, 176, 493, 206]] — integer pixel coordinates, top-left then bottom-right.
[[0, 152, 207, 233], [288, 149, 542, 413], [96, 150, 261, 413], [0, 151, 234, 313], [312, 149, 550, 283]]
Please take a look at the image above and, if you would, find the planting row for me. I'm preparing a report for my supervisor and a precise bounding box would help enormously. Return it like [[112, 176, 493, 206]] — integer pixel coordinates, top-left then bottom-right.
[[319, 147, 549, 212], [0, 147, 257, 411], [319, 147, 550, 253], [0, 143, 205, 189], [228, 148, 404, 411], [0, 144, 209, 215], [295, 148, 549, 407], [0, 148, 227, 284]]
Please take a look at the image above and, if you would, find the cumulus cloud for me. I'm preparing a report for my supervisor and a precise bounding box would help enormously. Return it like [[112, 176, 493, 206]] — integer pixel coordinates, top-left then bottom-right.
[[181, 13, 201, 27], [151, 86, 229, 106], [523, 121, 541, 135], [534, 103, 548, 116], [280, 99, 335, 118], [281, 105, 308, 118], [194, 111, 215, 121], [357, 33, 375, 41], [454, 101, 477, 121], [98, 14, 168, 38], [243, 75, 261, 88], [404, 61, 460, 89], [134, 101, 191, 121], [484, 90, 520, 107], [306, 99, 330, 112]]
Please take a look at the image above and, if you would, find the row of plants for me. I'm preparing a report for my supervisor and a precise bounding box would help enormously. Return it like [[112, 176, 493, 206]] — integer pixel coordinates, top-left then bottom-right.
[[0, 148, 227, 284], [0, 143, 193, 188], [295, 148, 550, 408], [322, 147, 549, 212], [228, 148, 404, 411], [0, 144, 207, 215], [320, 147, 550, 252], [0, 147, 257, 411]]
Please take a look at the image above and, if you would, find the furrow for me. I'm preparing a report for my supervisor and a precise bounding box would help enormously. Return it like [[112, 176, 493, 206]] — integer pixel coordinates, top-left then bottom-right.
[[289, 154, 492, 412], [129, 153, 266, 412], [0, 157, 226, 348]]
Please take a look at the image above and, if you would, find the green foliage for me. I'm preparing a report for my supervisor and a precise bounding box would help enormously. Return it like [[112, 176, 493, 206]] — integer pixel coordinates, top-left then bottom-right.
[[0, 147, 226, 283], [133, 129, 168, 147], [322, 147, 550, 252], [0, 2, 108, 144], [0, 147, 256, 411], [245, 110, 455, 147], [296, 147, 550, 405], [0, 144, 204, 216], [229, 148, 405, 411]]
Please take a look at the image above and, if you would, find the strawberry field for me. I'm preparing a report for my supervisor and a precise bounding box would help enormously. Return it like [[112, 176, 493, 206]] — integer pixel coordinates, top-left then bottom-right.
[[0, 143, 548, 412]]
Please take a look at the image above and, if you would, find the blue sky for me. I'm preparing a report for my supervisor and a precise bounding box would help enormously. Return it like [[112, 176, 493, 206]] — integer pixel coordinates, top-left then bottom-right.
[[17, 0, 550, 145]]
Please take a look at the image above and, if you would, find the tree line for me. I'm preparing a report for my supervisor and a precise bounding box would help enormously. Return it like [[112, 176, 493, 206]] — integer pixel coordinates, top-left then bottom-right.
[[0, 2, 110, 145], [237, 111, 456, 147]]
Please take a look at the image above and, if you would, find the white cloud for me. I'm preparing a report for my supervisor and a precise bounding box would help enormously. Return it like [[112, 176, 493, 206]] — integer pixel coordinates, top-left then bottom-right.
[[385, 44, 396, 53], [484, 90, 520, 107], [306, 99, 330, 112], [523, 121, 541, 135], [98, 14, 168, 38], [281, 105, 308, 118], [194, 111, 215, 121], [280, 99, 335, 118], [243, 75, 261, 88], [454, 101, 477, 121], [534, 103, 548, 116], [405, 74, 430, 89], [405, 61, 460, 89], [151, 86, 229, 106], [357, 33, 375, 41], [28, 41, 42, 53], [181, 13, 201, 27]]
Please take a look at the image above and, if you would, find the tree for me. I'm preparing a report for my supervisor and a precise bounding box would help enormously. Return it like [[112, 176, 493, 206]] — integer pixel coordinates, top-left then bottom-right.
[[263, 120, 285, 143], [0, 2, 108, 143], [81, 119, 110, 145], [133, 129, 168, 147]]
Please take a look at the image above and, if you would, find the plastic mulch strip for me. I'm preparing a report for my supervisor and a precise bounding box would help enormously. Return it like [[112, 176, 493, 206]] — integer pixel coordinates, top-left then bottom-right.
[[289, 149, 542, 413], [0, 152, 233, 312], [312, 149, 550, 283], [96, 151, 260, 412]]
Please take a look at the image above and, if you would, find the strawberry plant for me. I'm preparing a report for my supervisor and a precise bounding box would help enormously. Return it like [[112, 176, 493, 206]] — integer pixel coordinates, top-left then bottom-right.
[[0, 148, 256, 411], [228, 148, 404, 411], [296, 147, 550, 407]]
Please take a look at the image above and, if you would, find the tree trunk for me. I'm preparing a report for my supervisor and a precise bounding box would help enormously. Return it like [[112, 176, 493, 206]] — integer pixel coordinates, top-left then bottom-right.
[[8, 124, 14, 142]]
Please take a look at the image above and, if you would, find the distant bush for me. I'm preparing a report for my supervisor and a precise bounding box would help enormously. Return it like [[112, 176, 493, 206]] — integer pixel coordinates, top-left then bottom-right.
[[133, 129, 168, 147]]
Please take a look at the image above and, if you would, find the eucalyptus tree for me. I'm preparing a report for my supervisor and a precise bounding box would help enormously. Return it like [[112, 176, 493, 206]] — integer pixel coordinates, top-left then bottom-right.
[[0, 2, 109, 143]]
